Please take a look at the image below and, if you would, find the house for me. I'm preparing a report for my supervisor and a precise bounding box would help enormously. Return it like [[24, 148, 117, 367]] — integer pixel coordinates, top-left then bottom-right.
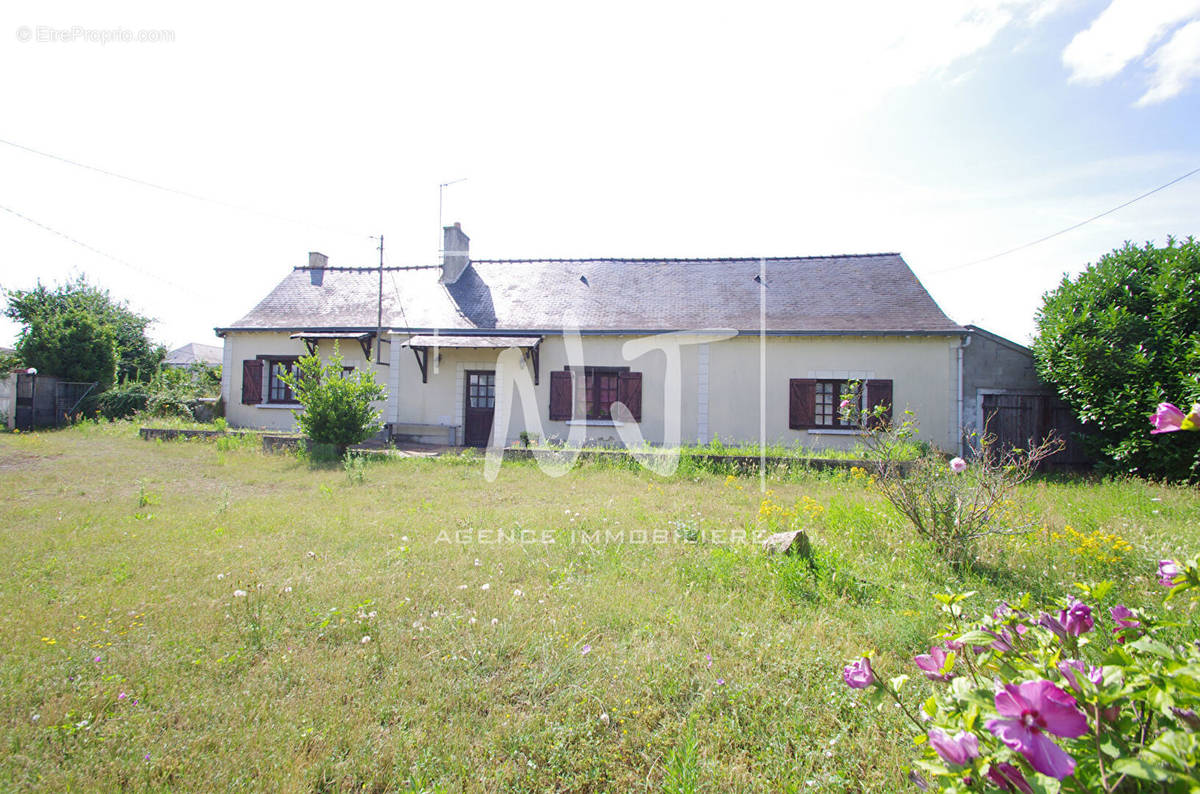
[[164, 342, 223, 369], [216, 224, 972, 451]]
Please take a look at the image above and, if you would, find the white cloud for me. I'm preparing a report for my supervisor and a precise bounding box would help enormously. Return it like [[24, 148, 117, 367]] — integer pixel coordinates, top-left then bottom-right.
[[1137, 19, 1200, 103], [866, 1, 1064, 86], [1062, 0, 1200, 82]]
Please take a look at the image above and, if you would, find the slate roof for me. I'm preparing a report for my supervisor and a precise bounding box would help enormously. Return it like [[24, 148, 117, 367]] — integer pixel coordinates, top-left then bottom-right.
[[164, 342, 223, 366], [218, 255, 962, 336]]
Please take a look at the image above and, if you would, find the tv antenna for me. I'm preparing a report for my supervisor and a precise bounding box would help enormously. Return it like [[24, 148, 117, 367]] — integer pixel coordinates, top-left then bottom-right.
[[438, 178, 467, 263]]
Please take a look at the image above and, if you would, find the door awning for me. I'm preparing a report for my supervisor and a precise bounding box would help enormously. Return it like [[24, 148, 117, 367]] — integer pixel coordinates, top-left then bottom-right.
[[402, 335, 542, 349], [289, 331, 374, 359], [400, 335, 542, 384]]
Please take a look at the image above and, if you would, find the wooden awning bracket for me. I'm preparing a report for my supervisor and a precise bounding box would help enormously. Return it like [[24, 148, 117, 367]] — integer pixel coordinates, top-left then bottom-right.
[[411, 346, 429, 383], [291, 332, 375, 361], [407, 336, 540, 385], [522, 340, 541, 385]]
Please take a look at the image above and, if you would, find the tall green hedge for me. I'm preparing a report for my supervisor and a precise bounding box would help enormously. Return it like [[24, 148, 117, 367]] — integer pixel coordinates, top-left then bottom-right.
[[1033, 238, 1200, 480]]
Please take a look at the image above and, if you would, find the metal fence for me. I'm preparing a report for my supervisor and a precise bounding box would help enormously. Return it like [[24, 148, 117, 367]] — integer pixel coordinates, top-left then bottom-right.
[[12, 374, 97, 429]]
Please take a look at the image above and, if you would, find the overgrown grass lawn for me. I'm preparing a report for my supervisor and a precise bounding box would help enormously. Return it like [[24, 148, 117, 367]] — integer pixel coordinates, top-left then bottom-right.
[[1, 426, 1197, 792]]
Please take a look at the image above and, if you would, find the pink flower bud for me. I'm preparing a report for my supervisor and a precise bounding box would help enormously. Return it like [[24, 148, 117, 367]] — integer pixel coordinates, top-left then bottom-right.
[[842, 656, 874, 689]]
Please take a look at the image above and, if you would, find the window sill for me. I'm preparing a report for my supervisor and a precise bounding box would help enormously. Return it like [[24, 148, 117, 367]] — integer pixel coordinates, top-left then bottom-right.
[[566, 419, 627, 427], [256, 402, 301, 409], [806, 428, 866, 436]]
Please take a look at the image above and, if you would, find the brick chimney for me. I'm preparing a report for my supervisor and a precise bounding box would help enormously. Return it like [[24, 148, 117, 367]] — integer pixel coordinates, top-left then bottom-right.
[[439, 223, 470, 285], [308, 251, 327, 285]]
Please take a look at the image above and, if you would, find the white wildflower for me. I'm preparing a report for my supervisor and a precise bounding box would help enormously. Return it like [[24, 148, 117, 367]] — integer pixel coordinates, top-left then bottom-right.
[[233, 589, 247, 598]]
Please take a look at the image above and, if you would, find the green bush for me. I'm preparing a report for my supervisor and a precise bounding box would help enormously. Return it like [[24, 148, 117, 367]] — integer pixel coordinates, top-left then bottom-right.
[[96, 367, 208, 420], [1033, 238, 1200, 480], [278, 343, 384, 452]]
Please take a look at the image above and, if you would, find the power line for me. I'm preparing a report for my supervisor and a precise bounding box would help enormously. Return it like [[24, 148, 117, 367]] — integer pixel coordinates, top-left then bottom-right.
[[0, 201, 212, 297], [385, 250, 414, 333], [0, 137, 370, 240], [930, 165, 1200, 275]]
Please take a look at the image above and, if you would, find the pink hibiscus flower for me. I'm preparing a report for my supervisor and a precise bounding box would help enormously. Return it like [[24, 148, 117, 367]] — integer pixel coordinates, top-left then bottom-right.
[[984, 680, 1088, 779], [842, 656, 874, 689], [928, 728, 978, 766], [913, 645, 954, 681]]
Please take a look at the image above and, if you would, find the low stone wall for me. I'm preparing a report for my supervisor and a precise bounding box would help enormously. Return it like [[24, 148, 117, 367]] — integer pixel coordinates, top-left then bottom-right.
[[500, 447, 909, 474], [261, 434, 305, 453], [140, 427, 911, 472], [139, 428, 251, 442]]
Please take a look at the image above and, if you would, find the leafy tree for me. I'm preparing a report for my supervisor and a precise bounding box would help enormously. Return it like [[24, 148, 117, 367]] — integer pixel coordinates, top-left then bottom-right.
[[278, 343, 384, 454], [0, 348, 20, 372], [1033, 238, 1200, 480], [4, 276, 165, 383], [15, 308, 118, 389]]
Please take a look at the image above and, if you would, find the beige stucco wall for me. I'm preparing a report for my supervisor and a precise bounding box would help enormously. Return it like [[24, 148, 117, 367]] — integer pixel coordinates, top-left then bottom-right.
[[223, 330, 961, 451], [704, 334, 960, 452], [221, 331, 387, 431]]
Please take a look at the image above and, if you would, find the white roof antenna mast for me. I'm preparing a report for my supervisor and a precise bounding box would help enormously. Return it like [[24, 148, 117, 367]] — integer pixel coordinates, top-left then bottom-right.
[[438, 178, 468, 264]]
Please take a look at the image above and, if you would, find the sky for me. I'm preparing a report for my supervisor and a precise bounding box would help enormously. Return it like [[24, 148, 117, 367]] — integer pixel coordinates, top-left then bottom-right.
[[1, 0, 1198, 351]]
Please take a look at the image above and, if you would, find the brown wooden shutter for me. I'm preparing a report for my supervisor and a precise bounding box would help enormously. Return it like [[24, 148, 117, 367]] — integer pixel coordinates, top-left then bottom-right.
[[241, 359, 263, 404], [617, 372, 642, 422], [549, 370, 573, 420], [789, 378, 816, 429], [866, 379, 893, 427]]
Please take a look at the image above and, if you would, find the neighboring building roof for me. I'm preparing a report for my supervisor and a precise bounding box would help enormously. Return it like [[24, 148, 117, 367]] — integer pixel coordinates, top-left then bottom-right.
[[218, 254, 963, 336], [964, 325, 1033, 355], [164, 342, 223, 367]]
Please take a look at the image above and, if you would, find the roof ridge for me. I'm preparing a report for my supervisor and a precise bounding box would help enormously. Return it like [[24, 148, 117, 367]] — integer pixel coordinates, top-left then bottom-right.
[[290, 254, 903, 271], [470, 253, 902, 264]]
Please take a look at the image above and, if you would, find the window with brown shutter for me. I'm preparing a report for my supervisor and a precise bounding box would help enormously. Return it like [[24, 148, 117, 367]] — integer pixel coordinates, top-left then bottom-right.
[[550, 366, 642, 422], [260, 356, 301, 404], [548, 370, 573, 420], [789, 378, 816, 429], [865, 379, 894, 427], [616, 372, 642, 422], [241, 359, 263, 404], [790, 377, 894, 430]]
